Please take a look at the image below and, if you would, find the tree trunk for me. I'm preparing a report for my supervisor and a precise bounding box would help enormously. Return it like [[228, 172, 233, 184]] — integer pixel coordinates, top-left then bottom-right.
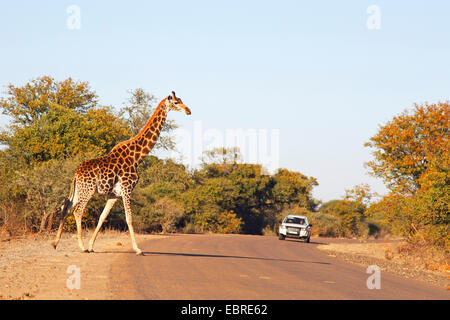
[[46, 208, 57, 231], [39, 210, 50, 233]]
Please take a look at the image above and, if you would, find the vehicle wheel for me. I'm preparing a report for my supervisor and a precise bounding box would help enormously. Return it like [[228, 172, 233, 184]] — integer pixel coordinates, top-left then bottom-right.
[[278, 234, 285, 240]]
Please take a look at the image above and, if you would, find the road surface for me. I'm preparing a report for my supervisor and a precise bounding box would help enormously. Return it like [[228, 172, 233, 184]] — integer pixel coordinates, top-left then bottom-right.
[[109, 234, 448, 299]]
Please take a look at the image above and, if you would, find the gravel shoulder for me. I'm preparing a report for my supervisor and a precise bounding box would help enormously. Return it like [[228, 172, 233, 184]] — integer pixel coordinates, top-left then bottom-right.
[[0, 231, 165, 300], [317, 241, 449, 290]]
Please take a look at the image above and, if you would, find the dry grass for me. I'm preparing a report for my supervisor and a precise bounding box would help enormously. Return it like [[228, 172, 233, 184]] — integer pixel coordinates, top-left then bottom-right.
[[319, 241, 449, 272], [318, 240, 449, 288], [395, 242, 449, 273]]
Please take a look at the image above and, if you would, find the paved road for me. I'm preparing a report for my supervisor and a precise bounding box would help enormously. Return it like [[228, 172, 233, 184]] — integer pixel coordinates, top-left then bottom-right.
[[109, 234, 448, 299]]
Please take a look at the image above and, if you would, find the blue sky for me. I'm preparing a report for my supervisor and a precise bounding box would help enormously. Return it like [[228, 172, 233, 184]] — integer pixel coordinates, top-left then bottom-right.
[[1, 1, 449, 202]]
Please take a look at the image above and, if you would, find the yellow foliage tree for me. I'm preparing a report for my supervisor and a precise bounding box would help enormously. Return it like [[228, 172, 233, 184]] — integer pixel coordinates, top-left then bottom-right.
[[365, 102, 449, 246]]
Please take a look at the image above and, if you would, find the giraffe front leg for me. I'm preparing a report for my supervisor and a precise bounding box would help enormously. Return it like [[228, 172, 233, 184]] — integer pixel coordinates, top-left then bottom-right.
[[122, 196, 143, 256]]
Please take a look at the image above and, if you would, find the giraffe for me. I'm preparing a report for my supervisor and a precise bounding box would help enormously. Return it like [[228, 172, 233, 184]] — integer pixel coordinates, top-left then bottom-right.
[[51, 91, 191, 255]]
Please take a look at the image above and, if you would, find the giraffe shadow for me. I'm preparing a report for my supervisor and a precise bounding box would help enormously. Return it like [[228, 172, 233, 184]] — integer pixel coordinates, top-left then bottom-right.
[[91, 250, 331, 265], [140, 251, 331, 265]]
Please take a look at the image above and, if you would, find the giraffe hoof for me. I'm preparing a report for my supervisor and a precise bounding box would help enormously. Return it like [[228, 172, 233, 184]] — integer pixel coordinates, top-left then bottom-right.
[[82, 249, 89, 253], [136, 250, 144, 256], [88, 249, 94, 253]]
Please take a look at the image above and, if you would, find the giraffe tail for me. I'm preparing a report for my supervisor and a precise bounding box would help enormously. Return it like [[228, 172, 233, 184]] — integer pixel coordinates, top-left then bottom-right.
[[60, 177, 77, 217], [68, 176, 77, 202], [52, 178, 77, 249]]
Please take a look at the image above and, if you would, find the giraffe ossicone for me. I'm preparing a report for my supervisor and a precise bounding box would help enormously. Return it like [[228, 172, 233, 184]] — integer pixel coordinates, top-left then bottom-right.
[[51, 92, 191, 255]]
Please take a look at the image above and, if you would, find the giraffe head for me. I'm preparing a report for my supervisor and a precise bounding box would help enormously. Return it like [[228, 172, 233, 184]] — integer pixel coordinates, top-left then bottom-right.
[[165, 91, 191, 115]]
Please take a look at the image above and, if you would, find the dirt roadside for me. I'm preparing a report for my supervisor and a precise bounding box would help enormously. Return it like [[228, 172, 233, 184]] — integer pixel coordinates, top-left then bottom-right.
[[0, 231, 166, 300], [317, 241, 449, 289]]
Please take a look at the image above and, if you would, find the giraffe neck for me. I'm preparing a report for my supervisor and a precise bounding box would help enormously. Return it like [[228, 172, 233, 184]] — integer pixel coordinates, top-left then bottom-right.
[[132, 99, 168, 163]]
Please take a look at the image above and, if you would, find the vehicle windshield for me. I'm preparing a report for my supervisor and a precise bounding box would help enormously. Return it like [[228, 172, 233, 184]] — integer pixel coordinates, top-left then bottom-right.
[[284, 217, 305, 225]]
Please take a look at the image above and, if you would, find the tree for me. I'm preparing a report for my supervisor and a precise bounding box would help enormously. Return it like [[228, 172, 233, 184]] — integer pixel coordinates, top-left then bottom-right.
[[344, 183, 376, 208], [365, 102, 449, 246], [13, 155, 96, 232], [365, 102, 449, 194], [0, 77, 131, 166], [199, 158, 273, 234], [187, 148, 319, 234], [201, 147, 242, 166], [127, 156, 193, 232], [0, 76, 98, 127], [137, 197, 185, 233], [216, 211, 243, 234], [320, 200, 363, 237], [1, 103, 131, 166], [272, 168, 319, 211]]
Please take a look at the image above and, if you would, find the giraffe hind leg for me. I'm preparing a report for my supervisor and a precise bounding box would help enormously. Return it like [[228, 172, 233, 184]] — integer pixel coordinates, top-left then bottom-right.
[[72, 187, 95, 253], [88, 198, 118, 252], [73, 199, 90, 253]]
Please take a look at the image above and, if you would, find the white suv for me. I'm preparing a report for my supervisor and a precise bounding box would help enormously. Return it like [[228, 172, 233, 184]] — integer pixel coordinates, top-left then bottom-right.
[[278, 215, 312, 243]]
